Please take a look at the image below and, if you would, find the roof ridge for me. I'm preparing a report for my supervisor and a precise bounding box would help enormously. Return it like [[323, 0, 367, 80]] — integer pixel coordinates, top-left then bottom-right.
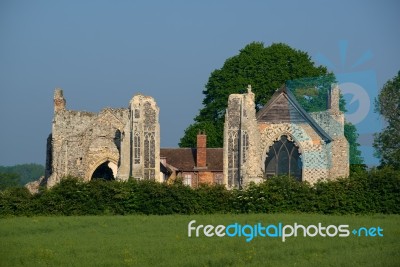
[[256, 85, 333, 143]]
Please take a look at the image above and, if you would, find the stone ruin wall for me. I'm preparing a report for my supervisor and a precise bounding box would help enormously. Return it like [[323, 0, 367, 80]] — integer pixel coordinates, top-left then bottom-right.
[[309, 84, 349, 179], [118, 94, 161, 182], [258, 123, 329, 184], [43, 83, 348, 190], [223, 84, 349, 188], [45, 89, 160, 187], [223, 86, 263, 189]]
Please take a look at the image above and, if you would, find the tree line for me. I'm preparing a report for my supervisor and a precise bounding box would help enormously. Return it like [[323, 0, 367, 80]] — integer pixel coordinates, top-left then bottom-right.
[[0, 164, 44, 190]]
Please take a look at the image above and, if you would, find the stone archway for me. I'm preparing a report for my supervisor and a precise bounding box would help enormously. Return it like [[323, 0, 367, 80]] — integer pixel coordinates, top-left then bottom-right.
[[86, 154, 119, 181], [85, 136, 120, 181], [91, 160, 118, 180]]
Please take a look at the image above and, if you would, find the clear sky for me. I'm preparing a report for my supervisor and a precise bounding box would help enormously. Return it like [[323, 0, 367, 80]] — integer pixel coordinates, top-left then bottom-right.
[[0, 0, 399, 166]]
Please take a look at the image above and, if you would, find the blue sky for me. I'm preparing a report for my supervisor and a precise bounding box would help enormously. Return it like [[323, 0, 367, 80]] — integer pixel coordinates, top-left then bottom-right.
[[0, 0, 399, 166]]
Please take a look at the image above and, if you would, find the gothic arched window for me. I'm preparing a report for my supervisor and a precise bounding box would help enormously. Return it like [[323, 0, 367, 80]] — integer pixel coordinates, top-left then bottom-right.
[[265, 135, 302, 181]]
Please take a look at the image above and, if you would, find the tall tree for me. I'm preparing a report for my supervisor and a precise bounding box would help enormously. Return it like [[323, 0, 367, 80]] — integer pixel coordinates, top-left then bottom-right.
[[196, 42, 334, 124], [180, 42, 364, 166], [374, 71, 400, 169]]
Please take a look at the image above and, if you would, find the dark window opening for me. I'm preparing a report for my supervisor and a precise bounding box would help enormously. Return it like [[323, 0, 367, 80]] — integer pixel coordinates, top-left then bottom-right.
[[91, 161, 115, 181], [265, 135, 302, 181]]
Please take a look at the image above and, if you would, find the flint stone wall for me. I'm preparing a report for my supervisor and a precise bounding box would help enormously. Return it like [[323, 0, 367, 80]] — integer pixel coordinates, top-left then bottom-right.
[[45, 90, 160, 187]]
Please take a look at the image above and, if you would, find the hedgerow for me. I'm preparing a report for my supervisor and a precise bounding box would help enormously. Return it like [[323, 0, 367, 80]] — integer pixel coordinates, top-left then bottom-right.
[[0, 167, 399, 216]]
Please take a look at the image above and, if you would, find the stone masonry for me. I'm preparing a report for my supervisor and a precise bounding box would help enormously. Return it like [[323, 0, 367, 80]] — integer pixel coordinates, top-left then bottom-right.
[[44, 89, 160, 187], [43, 83, 348, 190], [223, 84, 349, 188]]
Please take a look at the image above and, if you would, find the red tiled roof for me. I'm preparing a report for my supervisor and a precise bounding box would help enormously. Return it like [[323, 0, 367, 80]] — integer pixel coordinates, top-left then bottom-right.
[[160, 148, 223, 171]]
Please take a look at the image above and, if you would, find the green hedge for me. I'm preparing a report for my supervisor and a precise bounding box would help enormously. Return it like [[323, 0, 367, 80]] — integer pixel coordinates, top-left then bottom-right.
[[233, 167, 400, 214], [0, 167, 399, 216]]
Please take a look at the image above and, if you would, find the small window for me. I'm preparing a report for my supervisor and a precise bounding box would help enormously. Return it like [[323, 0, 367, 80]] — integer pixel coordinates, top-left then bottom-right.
[[184, 174, 192, 186]]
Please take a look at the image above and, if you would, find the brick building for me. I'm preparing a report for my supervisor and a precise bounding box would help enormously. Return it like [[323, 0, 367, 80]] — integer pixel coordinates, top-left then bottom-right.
[[160, 133, 223, 187]]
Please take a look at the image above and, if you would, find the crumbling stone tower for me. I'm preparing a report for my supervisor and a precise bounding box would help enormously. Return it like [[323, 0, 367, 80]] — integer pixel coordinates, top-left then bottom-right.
[[45, 89, 160, 187]]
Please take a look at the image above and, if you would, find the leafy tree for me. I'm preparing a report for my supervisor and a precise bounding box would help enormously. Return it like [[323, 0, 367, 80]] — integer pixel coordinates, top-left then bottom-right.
[[178, 121, 222, 148], [194, 42, 334, 124], [180, 42, 364, 166], [0, 172, 20, 190], [345, 123, 366, 172], [374, 71, 400, 169]]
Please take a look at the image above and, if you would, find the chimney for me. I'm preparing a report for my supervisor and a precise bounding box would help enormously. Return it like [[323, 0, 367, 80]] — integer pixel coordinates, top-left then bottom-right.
[[196, 131, 207, 169], [54, 88, 66, 113]]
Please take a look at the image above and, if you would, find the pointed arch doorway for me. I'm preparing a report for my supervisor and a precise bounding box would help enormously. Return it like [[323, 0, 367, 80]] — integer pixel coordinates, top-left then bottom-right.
[[91, 160, 117, 181]]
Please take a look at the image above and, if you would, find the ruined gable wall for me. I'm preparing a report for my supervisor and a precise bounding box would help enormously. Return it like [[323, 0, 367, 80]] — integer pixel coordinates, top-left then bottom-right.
[[52, 111, 97, 138], [46, 89, 130, 187], [47, 108, 130, 187]]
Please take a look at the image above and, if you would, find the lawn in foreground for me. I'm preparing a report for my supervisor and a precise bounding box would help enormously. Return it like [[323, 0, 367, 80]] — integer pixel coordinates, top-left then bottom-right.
[[0, 213, 399, 267]]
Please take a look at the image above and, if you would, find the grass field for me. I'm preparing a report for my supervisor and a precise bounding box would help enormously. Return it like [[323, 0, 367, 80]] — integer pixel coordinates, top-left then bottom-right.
[[0, 213, 399, 267]]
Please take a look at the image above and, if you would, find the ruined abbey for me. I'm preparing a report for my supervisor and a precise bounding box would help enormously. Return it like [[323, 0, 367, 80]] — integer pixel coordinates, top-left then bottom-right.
[[43, 84, 349, 189]]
